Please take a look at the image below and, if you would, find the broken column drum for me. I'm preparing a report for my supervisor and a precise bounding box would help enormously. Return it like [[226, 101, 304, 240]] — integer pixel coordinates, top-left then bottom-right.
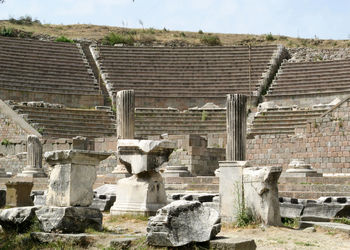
[[18, 135, 46, 177], [116, 90, 135, 139], [226, 94, 247, 161]]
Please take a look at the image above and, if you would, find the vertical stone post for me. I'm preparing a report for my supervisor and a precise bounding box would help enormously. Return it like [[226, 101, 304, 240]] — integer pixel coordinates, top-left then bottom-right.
[[18, 135, 46, 177], [113, 90, 135, 176], [116, 90, 135, 139], [226, 94, 247, 161]]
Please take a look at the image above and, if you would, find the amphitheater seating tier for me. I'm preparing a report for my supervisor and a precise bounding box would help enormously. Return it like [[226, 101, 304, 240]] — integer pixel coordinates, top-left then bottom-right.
[[249, 107, 329, 136], [9, 103, 116, 139], [0, 37, 103, 107], [134, 108, 226, 138], [266, 60, 350, 98], [96, 45, 280, 108]]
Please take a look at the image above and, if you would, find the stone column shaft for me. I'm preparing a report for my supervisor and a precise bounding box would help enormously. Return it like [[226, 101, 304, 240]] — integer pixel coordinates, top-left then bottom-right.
[[226, 94, 247, 161], [116, 90, 135, 139], [18, 135, 46, 177], [27, 135, 42, 168]]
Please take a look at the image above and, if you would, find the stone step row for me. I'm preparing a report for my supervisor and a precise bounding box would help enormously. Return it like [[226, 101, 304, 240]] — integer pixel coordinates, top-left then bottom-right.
[[0, 50, 84, 62], [279, 191, 350, 200], [280, 59, 350, 68], [105, 71, 264, 78], [0, 60, 90, 73], [268, 86, 350, 95], [275, 71, 350, 79], [116, 91, 253, 97], [1, 79, 99, 91], [271, 80, 350, 88], [98, 45, 277, 52], [14, 107, 114, 117], [279, 183, 350, 192], [135, 128, 225, 137], [0, 84, 99, 95], [1, 68, 94, 80], [0, 36, 78, 48]]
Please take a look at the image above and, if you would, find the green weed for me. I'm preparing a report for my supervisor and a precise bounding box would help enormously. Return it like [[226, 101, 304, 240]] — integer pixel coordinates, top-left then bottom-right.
[[200, 35, 221, 46]]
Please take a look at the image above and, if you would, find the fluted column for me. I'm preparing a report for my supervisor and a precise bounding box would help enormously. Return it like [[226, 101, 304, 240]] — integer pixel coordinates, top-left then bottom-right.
[[226, 94, 247, 161], [18, 135, 46, 177], [113, 90, 135, 176], [116, 90, 135, 139]]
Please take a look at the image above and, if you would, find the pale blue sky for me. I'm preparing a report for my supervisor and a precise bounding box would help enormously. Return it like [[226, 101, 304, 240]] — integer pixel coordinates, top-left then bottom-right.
[[0, 0, 349, 39]]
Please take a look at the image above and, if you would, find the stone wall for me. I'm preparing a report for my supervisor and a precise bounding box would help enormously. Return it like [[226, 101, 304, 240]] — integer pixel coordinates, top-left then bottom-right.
[[0, 114, 28, 141], [167, 134, 225, 176], [247, 98, 350, 173]]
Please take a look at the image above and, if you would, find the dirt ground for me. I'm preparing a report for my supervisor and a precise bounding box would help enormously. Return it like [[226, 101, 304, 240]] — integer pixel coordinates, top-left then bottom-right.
[[97, 214, 350, 250]]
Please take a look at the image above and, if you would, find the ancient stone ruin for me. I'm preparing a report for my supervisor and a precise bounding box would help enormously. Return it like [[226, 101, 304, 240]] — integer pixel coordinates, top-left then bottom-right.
[[110, 139, 175, 215]]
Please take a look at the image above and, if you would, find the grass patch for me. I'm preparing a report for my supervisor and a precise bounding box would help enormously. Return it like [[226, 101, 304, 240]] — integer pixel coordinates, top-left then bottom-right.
[[107, 214, 149, 223], [295, 241, 317, 247], [55, 35, 74, 43], [201, 110, 208, 121], [200, 34, 221, 46], [265, 32, 275, 41], [102, 32, 135, 46], [281, 217, 299, 228], [333, 217, 350, 225]]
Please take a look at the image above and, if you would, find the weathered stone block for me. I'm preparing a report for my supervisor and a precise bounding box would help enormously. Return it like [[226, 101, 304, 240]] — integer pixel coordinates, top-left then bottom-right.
[[147, 200, 221, 247], [110, 171, 167, 216], [117, 139, 175, 175], [5, 180, 33, 207], [243, 166, 282, 226], [0, 206, 39, 233], [44, 150, 110, 207], [36, 206, 102, 233]]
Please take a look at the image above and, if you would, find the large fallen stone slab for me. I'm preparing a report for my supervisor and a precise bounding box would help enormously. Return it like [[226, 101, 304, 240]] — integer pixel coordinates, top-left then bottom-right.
[[0, 206, 39, 233], [146, 200, 221, 247], [302, 203, 350, 219], [299, 221, 350, 234], [35, 206, 102, 233]]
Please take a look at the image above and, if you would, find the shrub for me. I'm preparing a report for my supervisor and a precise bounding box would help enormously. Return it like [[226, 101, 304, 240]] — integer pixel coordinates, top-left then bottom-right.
[[55, 36, 74, 43], [9, 15, 41, 25], [1, 139, 11, 146], [0, 26, 15, 37], [180, 32, 186, 37], [265, 32, 275, 41], [138, 34, 156, 45], [102, 32, 134, 46], [200, 35, 221, 46], [201, 110, 208, 121], [198, 30, 204, 34]]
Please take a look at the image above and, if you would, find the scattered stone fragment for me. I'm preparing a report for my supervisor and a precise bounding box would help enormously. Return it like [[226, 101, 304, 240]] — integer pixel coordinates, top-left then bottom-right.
[[30, 232, 98, 247], [303, 227, 316, 233], [35, 206, 102, 233], [208, 237, 257, 250], [110, 237, 138, 249], [0, 206, 39, 233], [147, 200, 221, 247]]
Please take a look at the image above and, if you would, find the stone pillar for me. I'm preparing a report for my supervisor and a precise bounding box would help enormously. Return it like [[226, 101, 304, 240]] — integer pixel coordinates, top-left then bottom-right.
[[44, 150, 110, 207], [113, 90, 135, 176], [116, 90, 135, 140], [17, 135, 46, 177], [219, 161, 250, 223], [5, 181, 34, 207], [226, 94, 247, 161]]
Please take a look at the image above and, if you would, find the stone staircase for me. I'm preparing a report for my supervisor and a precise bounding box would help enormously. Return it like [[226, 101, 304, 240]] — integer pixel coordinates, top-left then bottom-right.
[[9, 102, 116, 139], [134, 108, 226, 138], [265, 60, 350, 105], [0, 36, 103, 107], [248, 106, 329, 136], [94, 45, 286, 109]]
